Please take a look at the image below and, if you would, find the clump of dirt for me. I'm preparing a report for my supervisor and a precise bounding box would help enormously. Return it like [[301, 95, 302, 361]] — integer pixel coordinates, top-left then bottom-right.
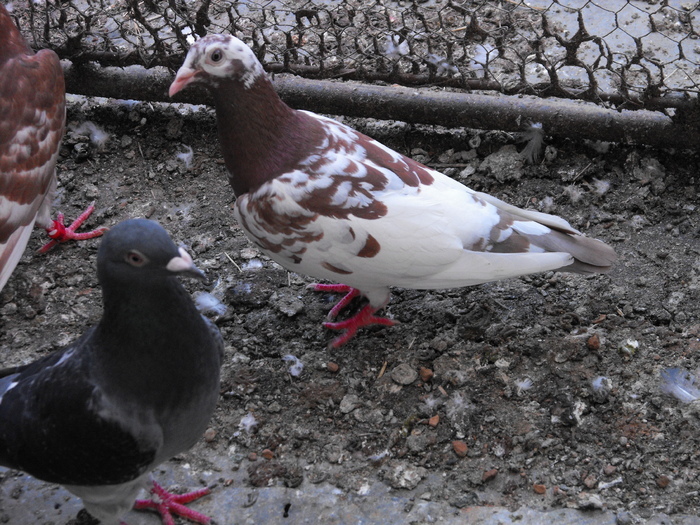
[[0, 95, 698, 522]]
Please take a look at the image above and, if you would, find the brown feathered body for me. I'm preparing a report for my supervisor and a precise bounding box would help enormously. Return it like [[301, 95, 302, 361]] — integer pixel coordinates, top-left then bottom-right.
[[0, 4, 65, 290]]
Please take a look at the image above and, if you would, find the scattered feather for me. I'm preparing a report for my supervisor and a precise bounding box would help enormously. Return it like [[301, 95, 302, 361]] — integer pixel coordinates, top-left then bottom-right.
[[564, 185, 584, 203], [368, 449, 390, 463], [282, 354, 304, 377], [238, 412, 258, 433], [591, 376, 612, 393], [591, 178, 611, 196], [384, 35, 409, 60], [519, 122, 545, 164], [242, 258, 264, 271], [619, 339, 639, 357], [194, 292, 227, 316], [515, 378, 533, 395], [176, 145, 194, 169], [72, 121, 109, 149], [660, 368, 700, 403], [426, 54, 458, 75], [445, 392, 472, 420], [540, 195, 555, 213]]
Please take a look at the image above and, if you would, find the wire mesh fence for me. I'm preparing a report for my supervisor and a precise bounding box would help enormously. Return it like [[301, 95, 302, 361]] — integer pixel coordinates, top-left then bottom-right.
[[8, 0, 700, 112]]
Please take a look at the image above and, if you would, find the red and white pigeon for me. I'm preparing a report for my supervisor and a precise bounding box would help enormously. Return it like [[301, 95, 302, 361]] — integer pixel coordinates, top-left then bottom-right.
[[169, 34, 617, 347], [0, 3, 106, 292]]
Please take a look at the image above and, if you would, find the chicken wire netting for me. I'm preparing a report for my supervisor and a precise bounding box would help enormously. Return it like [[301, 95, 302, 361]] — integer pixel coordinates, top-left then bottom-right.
[[8, 0, 700, 111]]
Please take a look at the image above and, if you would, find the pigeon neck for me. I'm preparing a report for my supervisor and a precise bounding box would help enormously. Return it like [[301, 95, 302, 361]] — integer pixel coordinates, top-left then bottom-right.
[[0, 11, 32, 63], [212, 74, 313, 196], [96, 278, 212, 397]]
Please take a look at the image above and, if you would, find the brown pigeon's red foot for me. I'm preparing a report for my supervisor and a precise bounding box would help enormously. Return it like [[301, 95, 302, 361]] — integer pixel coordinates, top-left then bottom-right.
[[133, 481, 212, 525], [39, 202, 108, 253], [311, 284, 396, 346], [310, 283, 361, 320], [323, 303, 397, 348]]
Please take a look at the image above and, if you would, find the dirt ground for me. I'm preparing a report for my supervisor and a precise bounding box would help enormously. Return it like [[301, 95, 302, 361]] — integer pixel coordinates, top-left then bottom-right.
[[0, 91, 699, 524]]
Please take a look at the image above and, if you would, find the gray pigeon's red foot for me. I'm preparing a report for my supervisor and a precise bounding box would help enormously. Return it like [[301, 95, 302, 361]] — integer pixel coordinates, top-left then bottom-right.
[[133, 481, 212, 525], [39, 202, 108, 253], [323, 303, 397, 348]]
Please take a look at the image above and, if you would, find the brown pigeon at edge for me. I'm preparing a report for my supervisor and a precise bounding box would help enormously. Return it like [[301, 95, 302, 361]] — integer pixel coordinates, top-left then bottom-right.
[[0, 218, 223, 525], [169, 34, 617, 347], [0, 3, 106, 292]]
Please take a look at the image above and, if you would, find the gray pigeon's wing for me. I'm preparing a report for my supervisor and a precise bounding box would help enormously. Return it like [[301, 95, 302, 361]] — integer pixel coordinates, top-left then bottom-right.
[[0, 330, 157, 486]]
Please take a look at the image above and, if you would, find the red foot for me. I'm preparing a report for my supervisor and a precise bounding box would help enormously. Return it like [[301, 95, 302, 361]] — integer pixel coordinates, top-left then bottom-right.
[[133, 481, 211, 525], [39, 202, 108, 253], [309, 283, 360, 319], [310, 283, 396, 346]]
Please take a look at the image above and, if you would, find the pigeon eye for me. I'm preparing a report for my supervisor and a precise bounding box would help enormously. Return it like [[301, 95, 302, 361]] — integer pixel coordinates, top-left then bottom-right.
[[210, 49, 223, 63], [125, 251, 147, 267]]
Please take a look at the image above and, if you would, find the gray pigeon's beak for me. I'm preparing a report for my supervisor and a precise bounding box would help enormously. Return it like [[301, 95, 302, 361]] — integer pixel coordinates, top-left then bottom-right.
[[166, 247, 207, 281], [169, 66, 198, 97]]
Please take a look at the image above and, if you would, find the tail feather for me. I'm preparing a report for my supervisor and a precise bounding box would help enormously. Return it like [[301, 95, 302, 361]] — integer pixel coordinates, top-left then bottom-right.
[[527, 228, 617, 273]]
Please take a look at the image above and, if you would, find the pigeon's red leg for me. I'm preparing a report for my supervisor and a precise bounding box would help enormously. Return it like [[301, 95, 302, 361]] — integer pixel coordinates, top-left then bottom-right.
[[133, 481, 211, 525], [309, 283, 360, 319], [323, 303, 397, 347], [39, 202, 108, 253]]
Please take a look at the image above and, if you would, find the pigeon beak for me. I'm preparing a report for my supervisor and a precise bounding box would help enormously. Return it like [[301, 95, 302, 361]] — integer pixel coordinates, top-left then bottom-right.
[[166, 247, 207, 281], [169, 67, 198, 97]]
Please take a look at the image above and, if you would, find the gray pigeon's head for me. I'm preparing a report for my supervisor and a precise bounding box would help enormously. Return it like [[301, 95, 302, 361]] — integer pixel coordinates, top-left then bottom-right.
[[97, 219, 205, 284]]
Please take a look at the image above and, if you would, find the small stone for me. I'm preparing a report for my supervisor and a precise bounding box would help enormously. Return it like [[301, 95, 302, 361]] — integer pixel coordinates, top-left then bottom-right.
[[203, 428, 217, 442], [248, 452, 258, 461], [261, 449, 275, 460], [327, 361, 339, 373], [533, 483, 546, 494], [419, 367, 434, 383], [390, 363, 418, 385], [339, 394, 362, 414], [385, 462, 427, 490], [482, 468, 498, 482], [452, 440, 468, 457], [583, 474, 597, 489], [656, 474, 671, 488], [428, 415, 440, 427], [577, 492, 604, 510], [587, 333, 601, 350], [603, 464, 616, 476]]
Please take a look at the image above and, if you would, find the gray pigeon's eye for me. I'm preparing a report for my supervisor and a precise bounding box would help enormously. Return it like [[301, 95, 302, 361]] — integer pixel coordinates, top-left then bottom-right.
[[210, 49, 223, 63], [125, 251, 146, 266]]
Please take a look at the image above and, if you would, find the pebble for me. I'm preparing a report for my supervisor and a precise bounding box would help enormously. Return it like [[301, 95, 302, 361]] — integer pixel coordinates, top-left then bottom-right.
[[261, 449, 275, 460], [577, 492, 604, 510], [390, 363, 418, 385], [452, 440, 468, 458], [339, 394, 362, 414], [482, 468, 498, 482], [385, 462, 427, 490], [327, 361, 339, 373], [656, 474, 671, 488], [533, 483, 546, 494], [428, 415, 440, 427], [587, 333, 601, 350], [419, 367, 434, 383], [203, 428, 217, 442], [583, 474, 597, 489], [604, 464, 617, 476]]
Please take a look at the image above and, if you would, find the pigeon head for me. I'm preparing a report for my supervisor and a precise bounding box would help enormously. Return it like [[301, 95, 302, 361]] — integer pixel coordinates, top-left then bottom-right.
[[97, 219, 205, 284], [169, 34, 265, 96]]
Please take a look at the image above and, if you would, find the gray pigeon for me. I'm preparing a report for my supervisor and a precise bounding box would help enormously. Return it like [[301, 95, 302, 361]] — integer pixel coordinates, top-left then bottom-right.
[[0, 218, 223, 525]]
